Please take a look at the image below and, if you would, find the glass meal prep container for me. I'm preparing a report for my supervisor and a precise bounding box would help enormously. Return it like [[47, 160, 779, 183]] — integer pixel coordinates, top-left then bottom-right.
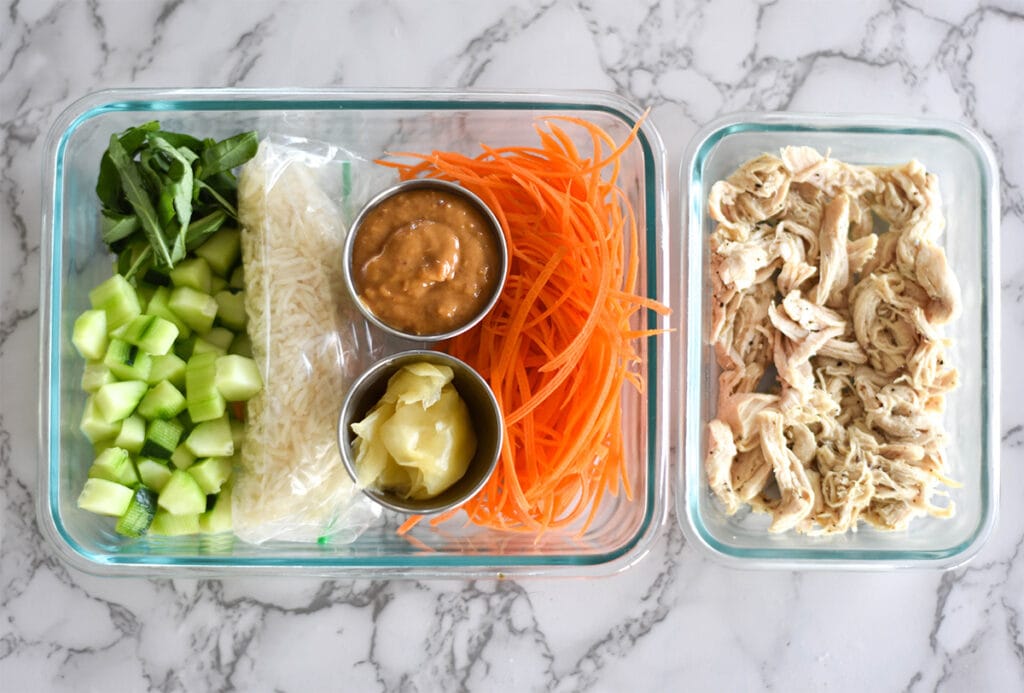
[[679, 112, 1000, 569], [38, 88, 670, 578]]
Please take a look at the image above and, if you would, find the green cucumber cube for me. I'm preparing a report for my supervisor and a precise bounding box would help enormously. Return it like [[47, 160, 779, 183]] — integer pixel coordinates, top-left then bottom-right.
[[87, 446, 139, 486], [136, 380, 187, 420], [104, 338, 153, 381], [191, 337, 227, 357], [72, 309, 108, 360], [228, 333, 252, 358], [201, 327, 234, 351], [210, 275, 228, 294], [80, 395, 122, 443], [228, 265, 244, 291], [120, 314, 179, 356], [184, 415, 234, 458], [114, 414, 146, 454], [88, 274, 141, 330], [187, 457, 233, 494], [186, 352, 225, 422], [214, 355, 263, 402], [158, 469, 207, 515], [94, 380, 149, 423], [146, 286, 191, 338], [115, 486, 158, 537], [81, 361, 115, 393], [149, 510, 200, 536], [194, 227, 241, 277], [147, 353, 187, 389], [199, 482, 232, 534], [170, 257, 213, 294], [140, 418, 184, 459], [213, 291, 246, 331], [170, 443, 196, 470], [169, 286, 218, 333], [137, 458, 173, 492], [77, 478, 134, 517]]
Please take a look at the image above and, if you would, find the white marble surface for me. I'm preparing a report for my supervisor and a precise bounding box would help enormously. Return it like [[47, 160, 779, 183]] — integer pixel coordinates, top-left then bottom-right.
[[2, 0, 1022, 690]]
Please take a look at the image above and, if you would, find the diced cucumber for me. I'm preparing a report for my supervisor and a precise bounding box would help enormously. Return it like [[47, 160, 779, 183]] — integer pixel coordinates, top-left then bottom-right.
[[158, 469, 207, 515], [192, 337, 227, 357], [201, 326, 234, 351], [147, 353, 187, 389], [146, 285, 191, 338], [170, 257, 213, 294], [104, 338, 153, 381], [80, 395, 122, 443], [184, 414, 234, 457], [77, 478, 134, 517], [149, 510, 200, 536], [213, 291, 246, 331], [136, 380, 187, 420], [199, 482, 232, 534], [214, 355, 263, 401], [115, 486, 158, 537], [88, 274, 141, 330], [140, 418, 184, 459], [170, 443, 196, 470], [228, 265, 244, 291], [228, 333, 252, 358], [72, 309, 108, 360], [169, 286, 218, 333], [120, 314, 179, 356], [210, 276, 228, 294], [194, 227, 241, 277], [173, 334, 197, 361], [137, 458, 173, 492], [186, 352, 225, 422], [187, 457, 233, 494], [81, 361, 115, 393], [87, 446, 139, 486], [94, 380, 149, 423], [114, 414, 146, 454]]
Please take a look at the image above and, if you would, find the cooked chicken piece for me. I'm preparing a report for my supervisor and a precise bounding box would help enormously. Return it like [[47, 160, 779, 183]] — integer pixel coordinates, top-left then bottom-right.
[[911, 243, 962, 324], [705, 147, 960, 535], [780, 146, 879, 197], [709, 154, 791, 229], [847, 234, 878, 275], [733, 448, 774, 502], [811, 193, 851, 307], [757, 411, 815, 532], [706, 419, 740, 514]]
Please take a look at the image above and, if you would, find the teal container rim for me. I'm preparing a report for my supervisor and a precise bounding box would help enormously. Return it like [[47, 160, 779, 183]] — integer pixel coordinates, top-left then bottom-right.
[[679, 111, 1001, 570], [37, 88, 670, 577]]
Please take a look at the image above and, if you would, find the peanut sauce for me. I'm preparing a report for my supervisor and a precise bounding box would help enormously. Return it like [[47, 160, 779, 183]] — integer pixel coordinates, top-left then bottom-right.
[[352, 188, 501, 336]]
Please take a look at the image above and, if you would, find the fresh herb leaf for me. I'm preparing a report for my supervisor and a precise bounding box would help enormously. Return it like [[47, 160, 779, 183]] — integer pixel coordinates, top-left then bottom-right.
[[96, 121, 160, 209], [198, 131, 258, 179], [106, 133, 173, 268], [100, 212, 139, 244], [195, 180, 238, 219], [184, 210, 228, 251]]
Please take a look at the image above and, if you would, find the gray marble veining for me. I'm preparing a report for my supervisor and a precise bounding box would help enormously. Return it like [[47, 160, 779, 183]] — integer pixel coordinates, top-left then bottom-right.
[[2, 0, 1022, 690]]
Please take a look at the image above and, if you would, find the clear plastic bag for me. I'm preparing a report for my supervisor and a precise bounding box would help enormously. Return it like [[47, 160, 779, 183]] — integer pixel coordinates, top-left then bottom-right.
[[232, 135, 398, 544]]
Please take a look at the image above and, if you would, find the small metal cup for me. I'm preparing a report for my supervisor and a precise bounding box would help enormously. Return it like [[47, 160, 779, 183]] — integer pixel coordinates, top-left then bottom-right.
[[337, 350, 503, 515], [342, 179, 508, 342]]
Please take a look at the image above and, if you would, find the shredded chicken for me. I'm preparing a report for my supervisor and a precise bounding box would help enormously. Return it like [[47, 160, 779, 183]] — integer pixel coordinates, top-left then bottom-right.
[[705, 147, 960, 534]]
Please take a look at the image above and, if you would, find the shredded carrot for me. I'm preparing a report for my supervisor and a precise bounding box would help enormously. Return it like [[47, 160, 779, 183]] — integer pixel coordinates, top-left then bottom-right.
[[382, 115, 669, 536]]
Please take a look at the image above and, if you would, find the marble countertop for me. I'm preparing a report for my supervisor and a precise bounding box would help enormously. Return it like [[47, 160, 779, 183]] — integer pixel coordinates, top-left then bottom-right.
[[2, 0, 1022, 690]]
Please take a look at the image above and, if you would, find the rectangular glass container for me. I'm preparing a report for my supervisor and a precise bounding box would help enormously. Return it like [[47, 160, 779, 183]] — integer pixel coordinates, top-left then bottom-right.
[[38, 89, 670, 578], [679, 112, 1000, 569]]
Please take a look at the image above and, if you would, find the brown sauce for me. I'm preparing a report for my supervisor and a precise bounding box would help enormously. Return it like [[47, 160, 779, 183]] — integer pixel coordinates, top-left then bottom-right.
[[352, 188, 502, 336]]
